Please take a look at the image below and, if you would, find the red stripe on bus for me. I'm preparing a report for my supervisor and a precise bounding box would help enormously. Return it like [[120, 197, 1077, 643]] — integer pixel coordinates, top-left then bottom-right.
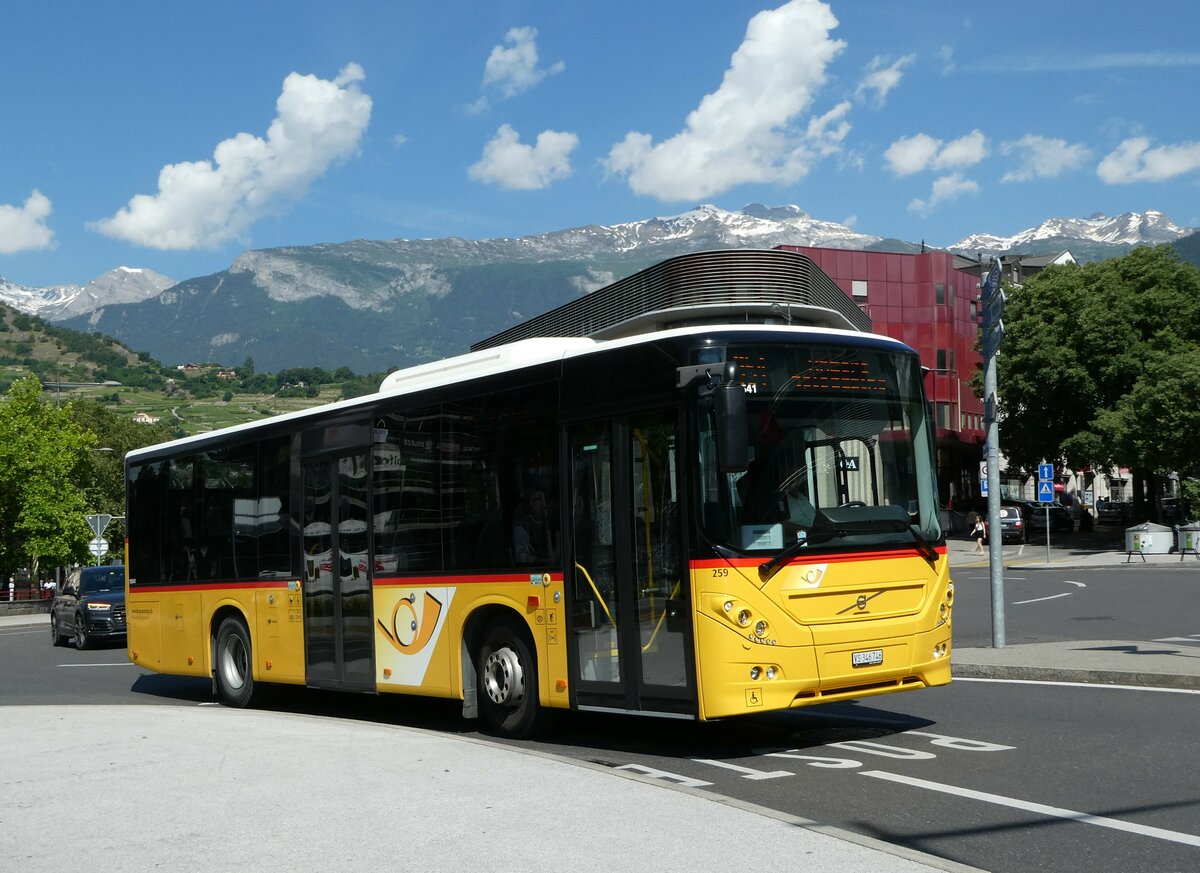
[[375, 572, 558, 586], [128, 579, 296, 593], [690, 545, 946, 570]]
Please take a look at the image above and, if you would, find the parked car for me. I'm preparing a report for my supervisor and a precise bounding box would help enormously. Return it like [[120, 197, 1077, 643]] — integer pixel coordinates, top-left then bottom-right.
[[1022, 501, 1074, 532], [993, 505, 1027, 544], [1097, 501, 1133, 525], [50, 564, 126, 649]]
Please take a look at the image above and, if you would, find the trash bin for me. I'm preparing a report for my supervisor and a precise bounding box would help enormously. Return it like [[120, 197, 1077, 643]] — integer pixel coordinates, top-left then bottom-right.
[[1176, 523, 1200, 555], [1125, 522, 1173, 555]]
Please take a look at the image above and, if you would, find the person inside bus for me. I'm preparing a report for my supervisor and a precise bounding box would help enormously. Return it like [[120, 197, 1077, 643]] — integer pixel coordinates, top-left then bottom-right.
[[512, 490, 555, 564]]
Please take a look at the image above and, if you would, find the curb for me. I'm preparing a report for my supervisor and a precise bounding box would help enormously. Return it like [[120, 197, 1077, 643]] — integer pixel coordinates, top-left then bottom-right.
[[952, 664, 1200, 690]]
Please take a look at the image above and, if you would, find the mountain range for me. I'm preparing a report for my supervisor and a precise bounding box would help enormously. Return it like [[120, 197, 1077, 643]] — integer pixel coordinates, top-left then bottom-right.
[[1, 205, 1195, 373]]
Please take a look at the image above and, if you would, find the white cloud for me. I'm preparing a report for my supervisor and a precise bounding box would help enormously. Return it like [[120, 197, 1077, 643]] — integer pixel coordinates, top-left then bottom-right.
[[482, 26, 564, 99], [1001, 51, 1200, 73], [883, 133, 941, 176], [0, 190, 55, 254], [805, 100, 852, 156], [936, 44, 956, 75], [934, 130, 988, 169], [855, 53, 915, 107], [603, 0, 847, 201], [1000, 134, 1091, 182], [468, 124, 579, 190], [90, 64, 372, 250], [885, 130, 988, 176], [1097, 137, 1200, 183], [908, 172, 979, 215]]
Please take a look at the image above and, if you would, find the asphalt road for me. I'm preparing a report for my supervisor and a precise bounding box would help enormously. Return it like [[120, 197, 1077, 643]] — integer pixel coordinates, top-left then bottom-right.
[[3, 564, 1198, 873], [949, 565, 1200, 648]]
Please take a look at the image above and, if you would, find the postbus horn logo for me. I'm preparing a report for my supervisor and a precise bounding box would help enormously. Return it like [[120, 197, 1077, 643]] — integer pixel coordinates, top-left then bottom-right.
[[378, 591, 444, 654]]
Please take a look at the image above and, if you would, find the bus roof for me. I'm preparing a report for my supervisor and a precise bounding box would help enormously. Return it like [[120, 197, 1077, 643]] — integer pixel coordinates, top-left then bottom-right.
[[126, 322, 914, 463]]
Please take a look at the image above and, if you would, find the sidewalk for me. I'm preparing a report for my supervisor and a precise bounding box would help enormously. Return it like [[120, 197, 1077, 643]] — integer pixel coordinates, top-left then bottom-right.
[[0, 664, 980, 873]]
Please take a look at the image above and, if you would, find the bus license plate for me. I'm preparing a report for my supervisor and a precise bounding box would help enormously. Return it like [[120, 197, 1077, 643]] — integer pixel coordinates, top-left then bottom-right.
[[852, 649, 884, 668]]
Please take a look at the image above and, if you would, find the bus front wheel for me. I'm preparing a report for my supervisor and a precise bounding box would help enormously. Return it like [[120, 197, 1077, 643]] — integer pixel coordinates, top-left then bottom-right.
[[214, 618, 258, 708], [478, 619, 545, 738]]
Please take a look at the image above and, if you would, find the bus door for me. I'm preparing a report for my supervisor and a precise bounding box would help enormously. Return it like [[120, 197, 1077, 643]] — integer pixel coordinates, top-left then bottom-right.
[[566, 409, 695, 716], [301, 450, 375, 691]]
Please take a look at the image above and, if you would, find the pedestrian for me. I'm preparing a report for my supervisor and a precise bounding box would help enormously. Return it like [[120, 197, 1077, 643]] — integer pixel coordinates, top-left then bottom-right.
[[971, 516, 986, 555]]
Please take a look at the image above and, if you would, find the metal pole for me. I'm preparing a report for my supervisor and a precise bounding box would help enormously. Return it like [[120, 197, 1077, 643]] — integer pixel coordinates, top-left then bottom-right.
[[984, 349, 1005, 648], [1045, 506, 1051, 564], [980, 256, 1006, 648]]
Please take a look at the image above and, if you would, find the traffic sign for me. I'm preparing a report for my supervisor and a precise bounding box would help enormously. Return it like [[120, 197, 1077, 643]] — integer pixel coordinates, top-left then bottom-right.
[[1038, 463, 1053, 481], [1037, 481, 1054, 503], [88, 537, 109, 557], [86, 513, 113, 538], [981, 478, 989, 498]]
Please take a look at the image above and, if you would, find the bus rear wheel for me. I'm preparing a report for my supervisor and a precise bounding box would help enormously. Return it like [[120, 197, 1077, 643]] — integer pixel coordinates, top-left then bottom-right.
[[214, 618, 258, 707], [478, 619, 545, 738]]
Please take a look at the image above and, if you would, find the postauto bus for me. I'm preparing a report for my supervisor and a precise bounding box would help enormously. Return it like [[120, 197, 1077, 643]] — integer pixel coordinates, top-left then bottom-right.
[[124, 250, 952, 737]]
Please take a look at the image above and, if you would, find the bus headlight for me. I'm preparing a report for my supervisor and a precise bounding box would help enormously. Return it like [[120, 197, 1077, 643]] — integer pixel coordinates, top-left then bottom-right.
[[754, 620, 768, 638], [737, 609, 752, 627], [750, 666, 762, 680]]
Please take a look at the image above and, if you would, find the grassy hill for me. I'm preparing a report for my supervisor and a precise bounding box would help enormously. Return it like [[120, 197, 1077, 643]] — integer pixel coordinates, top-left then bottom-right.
[[0, 302, 353, 437]]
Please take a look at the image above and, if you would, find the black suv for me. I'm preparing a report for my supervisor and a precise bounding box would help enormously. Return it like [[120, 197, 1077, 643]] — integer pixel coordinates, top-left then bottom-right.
[[993, 506, 1027, 544], [50, 565, 126, 649]]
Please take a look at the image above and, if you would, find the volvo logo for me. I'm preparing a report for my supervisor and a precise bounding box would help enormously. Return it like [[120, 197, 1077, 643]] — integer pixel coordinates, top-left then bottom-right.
[[839, 591, 883, 616]]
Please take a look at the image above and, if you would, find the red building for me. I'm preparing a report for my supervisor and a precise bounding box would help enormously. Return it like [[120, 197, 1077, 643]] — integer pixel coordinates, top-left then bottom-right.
[[777, 245, 985, 505]]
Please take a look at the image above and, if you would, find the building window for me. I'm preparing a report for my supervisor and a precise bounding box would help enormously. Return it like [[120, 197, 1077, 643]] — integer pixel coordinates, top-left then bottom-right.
[[936, 402, 953, 429], [935, 282, 945, 305], [851, 279, 868, 300]]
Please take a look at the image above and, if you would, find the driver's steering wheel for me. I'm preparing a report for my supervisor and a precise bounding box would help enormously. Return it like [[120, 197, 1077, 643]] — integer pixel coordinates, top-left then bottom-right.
[[838, 500, 867, 507]]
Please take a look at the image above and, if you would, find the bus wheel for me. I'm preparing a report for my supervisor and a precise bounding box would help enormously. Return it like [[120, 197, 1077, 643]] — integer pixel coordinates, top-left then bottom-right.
[[214, 618, 258, 708], [478, 619, 545, 738]]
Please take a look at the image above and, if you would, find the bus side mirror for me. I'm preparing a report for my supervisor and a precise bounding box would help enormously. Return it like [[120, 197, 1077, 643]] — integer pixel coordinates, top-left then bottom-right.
[[715, 380, 748, 474]]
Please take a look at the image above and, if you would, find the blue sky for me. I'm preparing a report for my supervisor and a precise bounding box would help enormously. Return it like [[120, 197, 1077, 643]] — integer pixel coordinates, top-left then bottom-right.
[[3, 0, 1199, 287]]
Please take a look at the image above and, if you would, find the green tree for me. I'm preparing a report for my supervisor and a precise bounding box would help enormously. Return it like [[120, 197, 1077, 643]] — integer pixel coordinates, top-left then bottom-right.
[[999, 245, 1200, 515], [0, 376, 96, 576]]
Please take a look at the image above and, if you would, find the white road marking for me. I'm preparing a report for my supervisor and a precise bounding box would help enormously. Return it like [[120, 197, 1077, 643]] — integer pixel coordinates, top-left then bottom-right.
[[693, 759, 793, 780], [954, 676, 1200, 695], [616, 764, 712, 788], [1014, 592, 1072, 604], [861, 770, 1200, 848], [1062, 580, 1086, 588], [1153, 636, 1200, 644]]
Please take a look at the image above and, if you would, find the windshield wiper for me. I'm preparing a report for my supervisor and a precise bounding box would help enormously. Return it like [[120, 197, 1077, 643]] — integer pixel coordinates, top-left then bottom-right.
[[758, 518, 937, 582]]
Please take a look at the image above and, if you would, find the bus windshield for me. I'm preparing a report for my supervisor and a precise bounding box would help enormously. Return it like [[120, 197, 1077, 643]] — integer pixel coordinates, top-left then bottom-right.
[[697, 343, 942, 560]]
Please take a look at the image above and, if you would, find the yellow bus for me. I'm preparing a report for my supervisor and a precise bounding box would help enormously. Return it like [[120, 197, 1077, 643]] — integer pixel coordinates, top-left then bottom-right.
[[125, 250, 952, 737]]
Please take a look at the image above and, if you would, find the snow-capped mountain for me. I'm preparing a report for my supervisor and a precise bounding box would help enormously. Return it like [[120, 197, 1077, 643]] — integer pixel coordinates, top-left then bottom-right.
[[950, 210, 1194, 255], [225, 203, 884, 310], [7, 204, 1196, 373], [0, 266, 176, 320]]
